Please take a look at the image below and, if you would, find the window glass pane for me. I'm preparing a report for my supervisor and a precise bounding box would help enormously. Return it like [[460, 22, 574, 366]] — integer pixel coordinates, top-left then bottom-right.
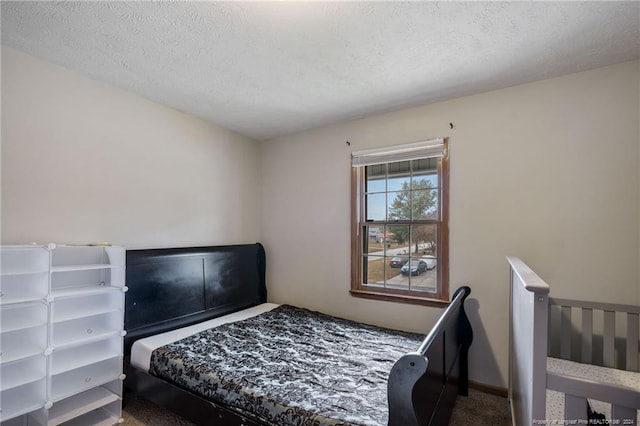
[[412, 189, 439, 220], [410, 224, 437, 257], [385, 253, 404, 285], [392, 225, 438, 291], [410, 175, 436, 190], [365, 193, 386, 221], [363, 255, 385, 286], [387, 224, 409, 252], [366, 179, 385, 193], [388, 254, 409, 269], [387, 269, 409, 291], [365, 164, 386, 193], [410, 272, 437, 293], [363, 225, 384, 254], [365, 225, 415, 255], [386, 223, 409, 275], [412, 174, 438, 189], [387, 191, 410, 221], [412, 158, 438, 174], [412, 158, 438, 190], [366, 164, 386, 177], [406, 224, 438, 293], [387, 161, 411, 191], [364, 256, 410, 288]]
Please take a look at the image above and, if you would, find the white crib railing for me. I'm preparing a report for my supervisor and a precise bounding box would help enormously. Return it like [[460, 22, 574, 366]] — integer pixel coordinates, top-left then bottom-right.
[[508, 256, 549, 426], [549, 298, 640, 372], [508, 256, 640, 426], [546, 372, 639, 423]]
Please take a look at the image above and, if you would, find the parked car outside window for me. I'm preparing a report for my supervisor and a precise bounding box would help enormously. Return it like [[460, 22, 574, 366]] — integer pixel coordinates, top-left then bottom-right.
[[421, 255, 437, 270], [389, 257, 409, 268], [401, 259, 428, 276]]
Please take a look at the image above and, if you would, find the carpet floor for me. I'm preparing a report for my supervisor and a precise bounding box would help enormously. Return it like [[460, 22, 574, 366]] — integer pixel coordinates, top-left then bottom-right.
[[122, 388, 511, 425]]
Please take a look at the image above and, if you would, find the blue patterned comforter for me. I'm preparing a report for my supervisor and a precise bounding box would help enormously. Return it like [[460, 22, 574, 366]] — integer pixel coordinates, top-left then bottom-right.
[[149, 305, 423, 426]]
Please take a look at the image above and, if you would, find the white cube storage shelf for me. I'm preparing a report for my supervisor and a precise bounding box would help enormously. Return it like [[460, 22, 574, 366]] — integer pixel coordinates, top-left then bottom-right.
[[51, 292, 123, 323], [44, 382, 121, 426], [1, 302, 48, 332], [0, 248, 49, 275], [51, 358, 123, 403], [1, 379, 48, 422], [0, 273, 49, 304], [0, 244, 126, 426], [52, 311, 123, 348], [51, 337, 122, 376]]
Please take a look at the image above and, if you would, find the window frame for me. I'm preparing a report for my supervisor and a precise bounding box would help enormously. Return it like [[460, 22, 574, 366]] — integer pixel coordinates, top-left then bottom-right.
[[350, 139, 449, 306]]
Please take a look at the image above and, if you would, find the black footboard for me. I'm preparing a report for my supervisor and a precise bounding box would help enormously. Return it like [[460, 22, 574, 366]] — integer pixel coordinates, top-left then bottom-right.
[[388, 286, 473, 426]]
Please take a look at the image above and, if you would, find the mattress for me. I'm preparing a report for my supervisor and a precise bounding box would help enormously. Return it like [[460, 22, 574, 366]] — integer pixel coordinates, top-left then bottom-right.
[[130, 302, 280, 371], [142, 304, 423, 426], [546, 357, 640, 422]]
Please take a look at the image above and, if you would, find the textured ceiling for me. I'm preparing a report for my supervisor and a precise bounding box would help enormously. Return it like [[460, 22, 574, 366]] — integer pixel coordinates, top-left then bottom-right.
[[1, 1, 639, 141]]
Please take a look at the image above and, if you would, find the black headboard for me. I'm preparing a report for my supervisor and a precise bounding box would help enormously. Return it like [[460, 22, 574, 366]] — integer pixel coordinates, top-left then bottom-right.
[[124, 243, 266, 356]]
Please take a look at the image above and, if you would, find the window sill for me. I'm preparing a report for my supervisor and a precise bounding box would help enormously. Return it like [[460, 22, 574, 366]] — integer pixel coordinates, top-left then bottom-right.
[[349, 289, 450, 307]]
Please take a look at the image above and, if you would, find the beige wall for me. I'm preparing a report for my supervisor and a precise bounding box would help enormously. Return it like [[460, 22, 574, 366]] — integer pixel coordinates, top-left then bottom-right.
[[260, 60, 640, 388], [3, 45, 638, 389], [1, 47, 261, 248]]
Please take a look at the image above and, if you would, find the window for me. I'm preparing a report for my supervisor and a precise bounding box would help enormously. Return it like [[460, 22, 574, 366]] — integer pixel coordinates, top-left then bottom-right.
[[351, 138, 449, 305]]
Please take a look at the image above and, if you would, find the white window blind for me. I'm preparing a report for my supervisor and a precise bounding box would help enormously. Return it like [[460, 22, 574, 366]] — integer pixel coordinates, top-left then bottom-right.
[[351, 138, 445, 167]]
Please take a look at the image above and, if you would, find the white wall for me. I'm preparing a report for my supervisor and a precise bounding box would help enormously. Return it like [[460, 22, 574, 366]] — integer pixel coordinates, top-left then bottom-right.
[[260, 60, 640, 388], [1, 47, 261, 248]]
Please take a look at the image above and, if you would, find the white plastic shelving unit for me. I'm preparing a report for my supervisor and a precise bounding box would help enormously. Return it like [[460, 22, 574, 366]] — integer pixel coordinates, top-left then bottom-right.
[[1, 246, 50, 424], [0, 245, 126, 426]]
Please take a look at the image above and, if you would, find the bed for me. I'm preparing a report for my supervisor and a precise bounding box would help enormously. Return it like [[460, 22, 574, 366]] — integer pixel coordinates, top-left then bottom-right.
[[123, 243, 473, 425], [507, 256, 640, 425]]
